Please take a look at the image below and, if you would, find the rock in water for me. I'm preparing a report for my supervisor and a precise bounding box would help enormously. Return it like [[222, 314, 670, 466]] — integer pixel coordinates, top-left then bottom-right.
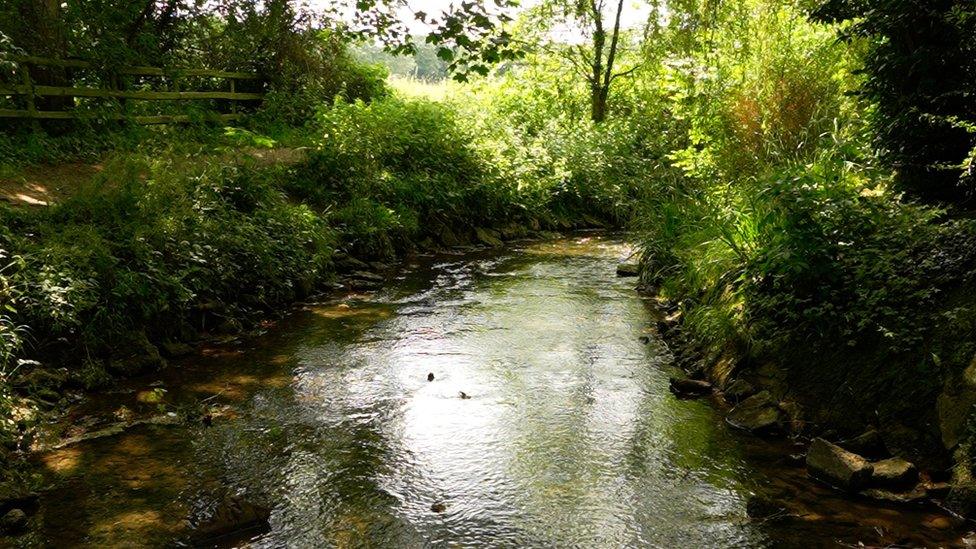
[[861, 485, 929, 504], [427, 373, 435, 382], [430, 502, 447, 513], [746, 496, 787, 521], [870, 457, 918, 490], [669, 377, 714, 399], [806, 438, 874, 491], [189, 497, 270, 544], [616, 262, 640, 277], [0, 508, 27, 534], [725, 391, 785, 436]]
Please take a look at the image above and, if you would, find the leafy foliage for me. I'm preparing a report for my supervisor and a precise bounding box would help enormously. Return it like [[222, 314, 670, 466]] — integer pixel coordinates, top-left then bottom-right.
[[810, 0, 976, 202]]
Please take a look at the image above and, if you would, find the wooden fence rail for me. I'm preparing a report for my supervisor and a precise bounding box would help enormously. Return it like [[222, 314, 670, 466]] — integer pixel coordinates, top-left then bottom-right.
[[0, 55, 264, 124]]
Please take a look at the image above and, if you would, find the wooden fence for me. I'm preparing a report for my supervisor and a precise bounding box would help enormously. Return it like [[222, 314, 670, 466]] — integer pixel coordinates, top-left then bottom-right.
[[0, 55, 264, 124]]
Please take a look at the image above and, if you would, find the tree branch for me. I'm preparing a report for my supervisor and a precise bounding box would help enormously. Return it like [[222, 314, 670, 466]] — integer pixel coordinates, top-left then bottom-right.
[[601, 0, 625, 91]]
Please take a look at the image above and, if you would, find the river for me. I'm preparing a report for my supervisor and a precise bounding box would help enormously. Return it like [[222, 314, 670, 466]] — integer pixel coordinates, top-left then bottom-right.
[[20, 235, 963, 547]]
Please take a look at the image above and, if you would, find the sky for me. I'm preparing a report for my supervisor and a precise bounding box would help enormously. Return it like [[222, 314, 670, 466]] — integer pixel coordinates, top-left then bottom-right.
[[320, 0, 653, 36], [405, 1, 652, 32]]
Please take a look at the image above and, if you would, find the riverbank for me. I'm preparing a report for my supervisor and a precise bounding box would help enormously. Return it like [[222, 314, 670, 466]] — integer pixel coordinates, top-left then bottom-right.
[[646, 278, 976, 522]]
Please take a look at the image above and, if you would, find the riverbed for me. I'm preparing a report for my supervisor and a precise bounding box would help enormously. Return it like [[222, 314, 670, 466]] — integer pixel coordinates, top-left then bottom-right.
[[18, 235, 965, 547]]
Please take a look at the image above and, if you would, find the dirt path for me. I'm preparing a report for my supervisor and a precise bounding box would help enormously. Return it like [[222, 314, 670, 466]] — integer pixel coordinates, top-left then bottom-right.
[[0, 163, 104, 207], [0, 147, 308, 208]]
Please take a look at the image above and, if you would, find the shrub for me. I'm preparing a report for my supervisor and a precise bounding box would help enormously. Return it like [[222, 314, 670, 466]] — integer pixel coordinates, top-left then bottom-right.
[[0, 154, 335, 360]]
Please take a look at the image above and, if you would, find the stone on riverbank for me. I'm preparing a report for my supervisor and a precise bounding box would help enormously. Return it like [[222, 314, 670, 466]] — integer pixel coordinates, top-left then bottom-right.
[[108, 331, 166, 376], [726, 391, 785, 436], [616, 262, 639, 277], [161, 341, 194, 358], [838, 429, 888, 459], [475, 227, 504, 248], [344, 270, 385, 291], [806, 438, 874, 491], [669, 377, 714, 399], [334, 255, 371, 273], [723, 379, 756, 404], [349, 271, 384, 283], [871, 457, 918, 490]]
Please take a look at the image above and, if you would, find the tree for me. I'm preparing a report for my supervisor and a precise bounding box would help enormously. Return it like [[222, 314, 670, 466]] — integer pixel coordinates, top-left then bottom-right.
[[350, 0, 521, 81], [523, 0, 644, 123], [810, 0, 976, 203]]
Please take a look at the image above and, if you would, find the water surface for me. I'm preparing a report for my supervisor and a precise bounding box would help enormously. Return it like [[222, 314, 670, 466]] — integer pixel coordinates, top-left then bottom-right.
[[23, 235, 964, 548]]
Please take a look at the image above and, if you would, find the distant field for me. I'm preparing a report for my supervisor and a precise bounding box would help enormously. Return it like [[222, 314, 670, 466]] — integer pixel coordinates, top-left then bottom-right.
[[389, 76, 454, 101]]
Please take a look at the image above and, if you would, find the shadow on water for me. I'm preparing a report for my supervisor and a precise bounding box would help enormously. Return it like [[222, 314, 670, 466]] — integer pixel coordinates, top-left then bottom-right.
[[18, 235, 970, 548]]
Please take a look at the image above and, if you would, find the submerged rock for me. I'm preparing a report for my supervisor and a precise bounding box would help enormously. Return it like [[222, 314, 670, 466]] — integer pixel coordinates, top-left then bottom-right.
[[861, 485, 929, 504], [189, 496, 270, 545], [616, 262, 640, 277], [430, 502, 447, 513], [726, 391, 784, 436], [0, 485, 38, 515], [745, 496, 788, 521], [669, 377, 714, 399], [0, 508, 27, 534], [870, 457, 918, 490], [806, 438, 874, 491]]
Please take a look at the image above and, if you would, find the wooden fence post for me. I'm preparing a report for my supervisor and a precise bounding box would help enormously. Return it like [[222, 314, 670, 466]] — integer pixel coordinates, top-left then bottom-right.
[[19, 60, 40, 131]]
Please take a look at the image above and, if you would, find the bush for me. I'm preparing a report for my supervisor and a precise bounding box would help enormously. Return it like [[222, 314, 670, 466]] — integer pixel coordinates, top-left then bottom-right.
[[0, 154, 334, 361]]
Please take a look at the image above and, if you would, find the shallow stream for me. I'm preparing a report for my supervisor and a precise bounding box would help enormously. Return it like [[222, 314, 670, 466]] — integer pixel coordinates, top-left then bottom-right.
[[19, 235, 966, 547]]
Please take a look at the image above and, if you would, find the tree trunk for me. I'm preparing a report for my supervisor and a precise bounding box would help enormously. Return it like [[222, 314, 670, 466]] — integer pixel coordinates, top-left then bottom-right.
[[21, 0, 70, 112], [591, 84, 608, 123]]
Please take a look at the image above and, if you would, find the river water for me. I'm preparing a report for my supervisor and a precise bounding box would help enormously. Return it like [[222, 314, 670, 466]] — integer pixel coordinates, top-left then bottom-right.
[[21, 235, 965, 547]]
